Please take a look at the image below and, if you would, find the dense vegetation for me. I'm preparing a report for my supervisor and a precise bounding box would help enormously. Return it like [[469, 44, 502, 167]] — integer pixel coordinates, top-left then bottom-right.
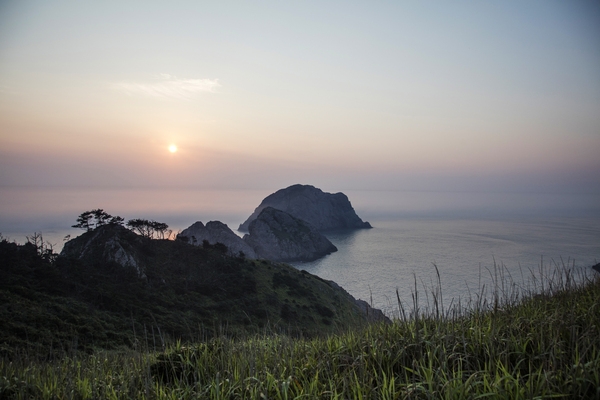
[[71, 208, 173, 239], [0, 230, 367, 357], [1, 227, 599, 398], [1, 266, 599, 398]]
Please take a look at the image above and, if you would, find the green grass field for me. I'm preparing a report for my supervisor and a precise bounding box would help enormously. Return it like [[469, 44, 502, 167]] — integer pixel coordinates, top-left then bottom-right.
[[2, 263, 599, 399]]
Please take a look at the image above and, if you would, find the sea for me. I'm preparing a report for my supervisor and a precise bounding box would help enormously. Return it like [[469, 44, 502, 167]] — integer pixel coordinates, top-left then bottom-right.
[[1, 187, 599, 317]]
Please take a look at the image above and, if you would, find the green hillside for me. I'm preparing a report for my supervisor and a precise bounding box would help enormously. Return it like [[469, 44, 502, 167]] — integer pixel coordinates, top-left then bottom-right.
[[1, 264, 599, 398], [2, 225, 599, 398], [0, 226, 371, 356]]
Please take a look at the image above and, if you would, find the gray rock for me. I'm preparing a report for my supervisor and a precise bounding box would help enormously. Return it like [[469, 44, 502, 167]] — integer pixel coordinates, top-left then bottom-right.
[[61, 224, 146, 278], [238, 184, 372, 232], [178, 221, 257, 259], [243, 207, 337, 262]]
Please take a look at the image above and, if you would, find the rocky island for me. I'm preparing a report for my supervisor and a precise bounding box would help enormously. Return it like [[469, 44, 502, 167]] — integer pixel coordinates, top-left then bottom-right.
[[176, 209, 337, 263], [178, 184, 369, 263], [178, 220, 257, 259], [238, 184, 372, 232], [243, 207, 338, 262]]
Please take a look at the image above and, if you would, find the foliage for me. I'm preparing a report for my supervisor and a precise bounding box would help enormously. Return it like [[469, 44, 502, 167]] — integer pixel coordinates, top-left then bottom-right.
[[0, 231, 365, 357], [25, 232, 57, 263], [202, 239, 228, 254], [72, 209, 124, 231], [1, 266, 599, 399], [71, 209, 171, 239], [126, 219, 172, 239]]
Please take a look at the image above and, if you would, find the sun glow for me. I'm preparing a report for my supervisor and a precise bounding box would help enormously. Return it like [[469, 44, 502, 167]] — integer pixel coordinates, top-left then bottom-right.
[[168, 144, 178, 153]]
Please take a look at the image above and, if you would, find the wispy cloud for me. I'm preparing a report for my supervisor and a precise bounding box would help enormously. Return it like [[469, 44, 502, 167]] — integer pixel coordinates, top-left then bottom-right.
[[114, 74, 220, 99]]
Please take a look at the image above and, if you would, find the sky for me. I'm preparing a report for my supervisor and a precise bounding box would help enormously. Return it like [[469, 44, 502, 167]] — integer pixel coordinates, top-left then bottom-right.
[[1, 1, 599, 195]]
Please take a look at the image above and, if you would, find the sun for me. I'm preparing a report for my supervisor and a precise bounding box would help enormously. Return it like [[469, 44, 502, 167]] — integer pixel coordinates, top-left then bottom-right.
[[168, 144, 178, 153]]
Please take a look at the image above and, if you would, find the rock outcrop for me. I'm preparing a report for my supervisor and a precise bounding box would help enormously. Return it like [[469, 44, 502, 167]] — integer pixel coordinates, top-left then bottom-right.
[[61, 224, 146, 278], [243, 207, 338, 262], [238, 184, 372, 232], [177, 221, 257, 258]]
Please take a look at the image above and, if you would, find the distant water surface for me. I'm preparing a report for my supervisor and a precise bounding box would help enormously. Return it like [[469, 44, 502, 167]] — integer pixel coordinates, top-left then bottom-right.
[[291, 216, 600, 316]]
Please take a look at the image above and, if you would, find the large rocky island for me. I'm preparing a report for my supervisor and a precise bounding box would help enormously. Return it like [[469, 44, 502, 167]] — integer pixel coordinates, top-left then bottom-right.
[[238, 184, 372, 232]]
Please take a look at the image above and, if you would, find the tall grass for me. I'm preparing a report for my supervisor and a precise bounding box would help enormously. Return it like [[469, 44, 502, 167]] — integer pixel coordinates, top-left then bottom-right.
[[2, 262, 599, 399]]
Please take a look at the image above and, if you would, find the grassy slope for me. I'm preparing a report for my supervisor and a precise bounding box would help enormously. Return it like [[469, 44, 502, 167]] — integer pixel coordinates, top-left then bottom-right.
[[1, 268, 599, 399], [0, 234, 367, 357]]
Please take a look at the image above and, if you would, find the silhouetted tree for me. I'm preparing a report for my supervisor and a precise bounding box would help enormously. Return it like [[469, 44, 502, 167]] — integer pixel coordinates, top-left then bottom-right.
[[126, 219, 171, 239], [150, 221, 171, 239], [110, 215, 125, 225], [126, 219, 152, 238], [72, 209, 124, 231], [72, 211, 93, 231], [26, 232, 57, 263]]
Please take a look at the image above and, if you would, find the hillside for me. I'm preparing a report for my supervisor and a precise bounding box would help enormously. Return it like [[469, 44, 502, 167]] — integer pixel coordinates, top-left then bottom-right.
[[1, 262, 598, 398], [0, 226, 384, 356]]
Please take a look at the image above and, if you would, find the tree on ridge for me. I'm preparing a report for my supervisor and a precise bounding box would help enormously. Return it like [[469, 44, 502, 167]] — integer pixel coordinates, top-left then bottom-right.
[[126, 219, 171, 239], [72, 209, 124, 231]]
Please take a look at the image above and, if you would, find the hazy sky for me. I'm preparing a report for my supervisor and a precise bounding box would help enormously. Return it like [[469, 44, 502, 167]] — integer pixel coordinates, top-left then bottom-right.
[[1, 1, 599, 193]]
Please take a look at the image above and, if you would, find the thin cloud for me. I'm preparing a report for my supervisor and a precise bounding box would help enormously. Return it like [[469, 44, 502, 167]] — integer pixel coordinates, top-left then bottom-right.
[[114, 75, 220, 99]]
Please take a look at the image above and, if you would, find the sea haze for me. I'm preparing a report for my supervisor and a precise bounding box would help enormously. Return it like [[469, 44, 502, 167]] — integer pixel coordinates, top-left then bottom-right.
[[1, 187, 599, 317]]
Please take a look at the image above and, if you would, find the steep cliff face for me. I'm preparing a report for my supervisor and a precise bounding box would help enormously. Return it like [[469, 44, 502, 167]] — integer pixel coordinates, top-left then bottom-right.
[[238, 184, 372, 232], [243, 207, 337, 262], [60, 224, 146, 277], [178, 221, 257, 258]]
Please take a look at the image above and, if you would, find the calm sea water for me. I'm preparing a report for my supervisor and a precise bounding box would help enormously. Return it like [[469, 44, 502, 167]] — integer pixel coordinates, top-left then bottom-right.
[[291, 217, 600, 316], [2, 187, 599, 317]]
